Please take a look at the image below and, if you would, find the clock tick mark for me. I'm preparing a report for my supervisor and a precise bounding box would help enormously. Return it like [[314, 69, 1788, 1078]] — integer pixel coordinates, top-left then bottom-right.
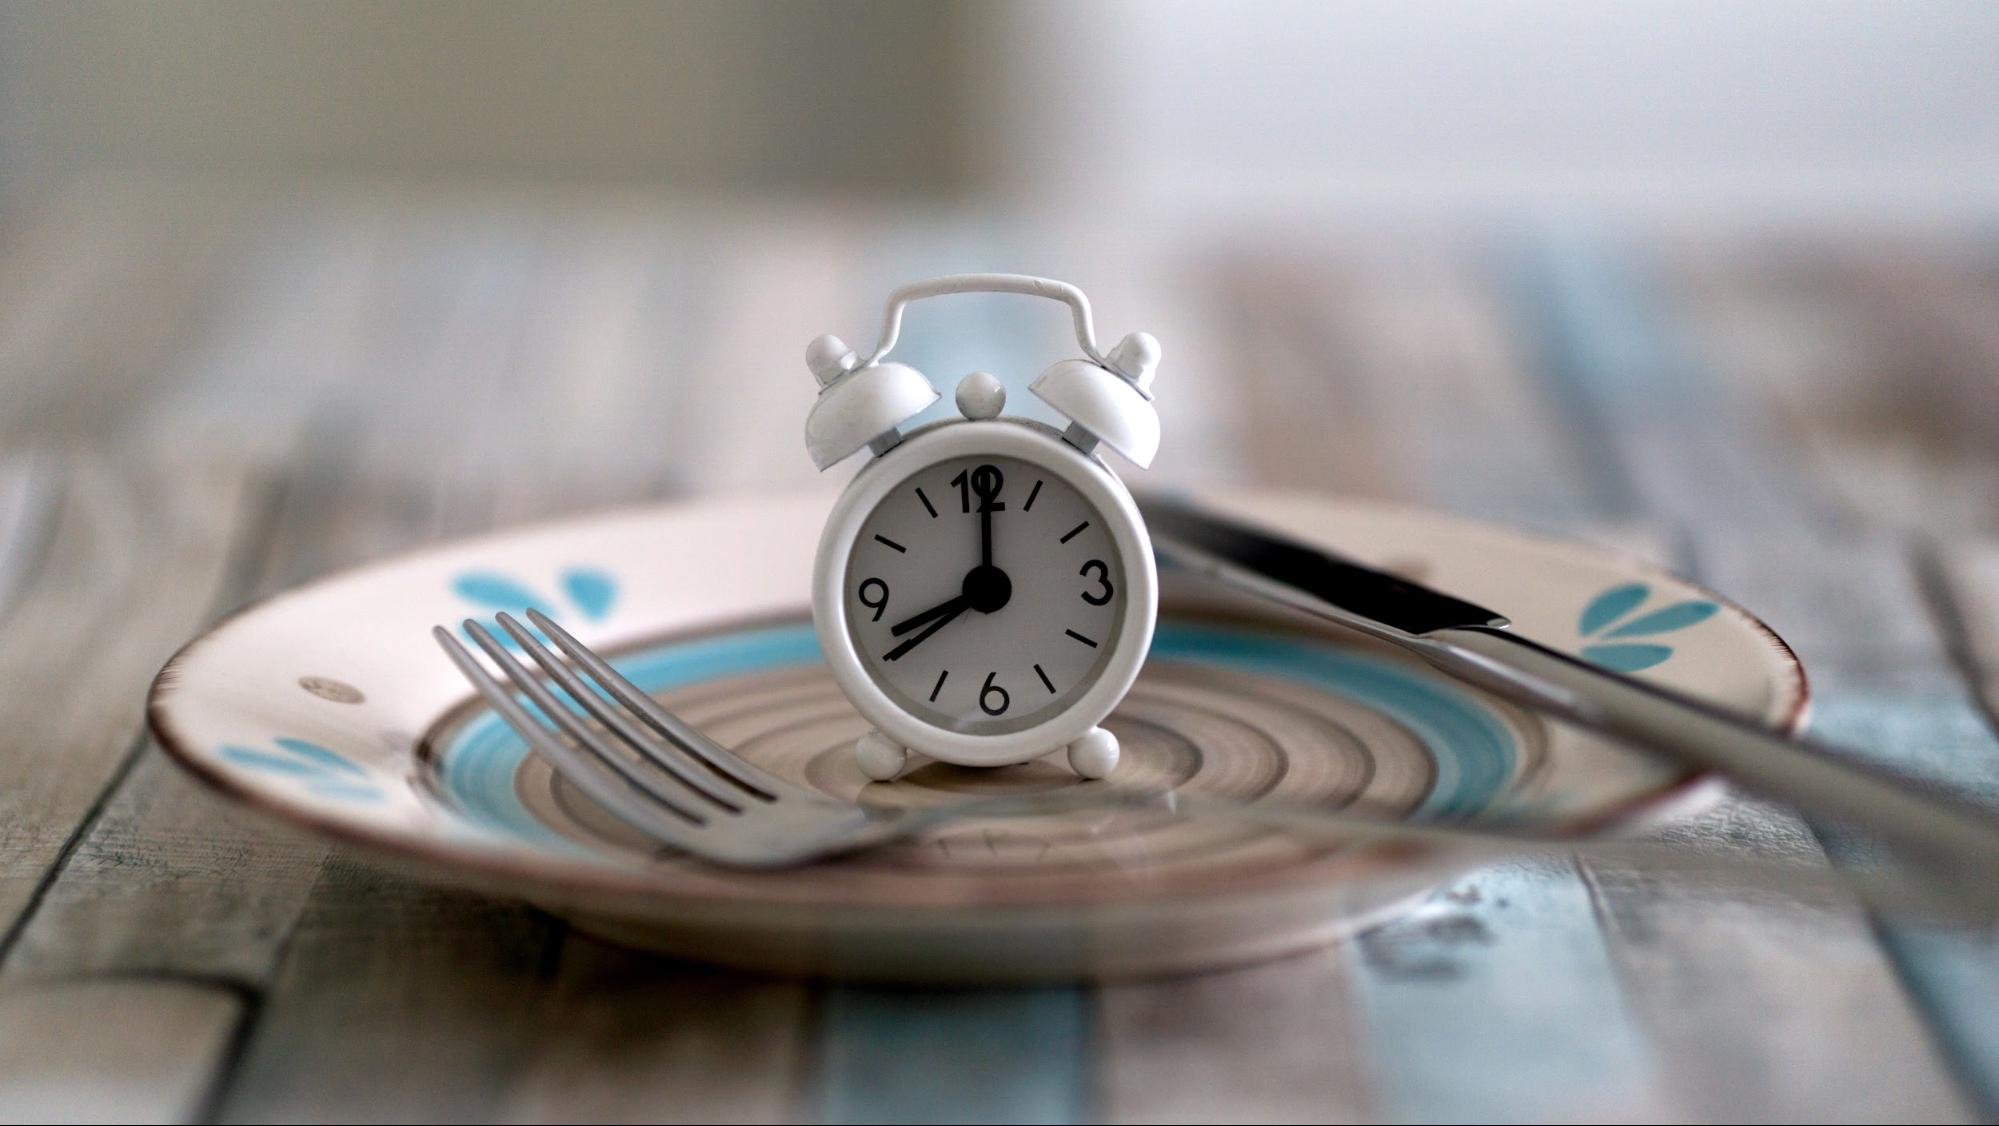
[[1023, 480, 1043, 511], [915, 487, 937, 518], [1034, 663, 1055, 693], [1059, 520, 1090, 544], [929, 669, 949, 702], [874, 534, 907, 553], [1065, 629, 1098, 648]]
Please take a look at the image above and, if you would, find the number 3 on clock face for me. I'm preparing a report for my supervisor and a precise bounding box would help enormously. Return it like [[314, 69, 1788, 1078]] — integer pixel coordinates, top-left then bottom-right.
[[812, 422, 1158, 764]]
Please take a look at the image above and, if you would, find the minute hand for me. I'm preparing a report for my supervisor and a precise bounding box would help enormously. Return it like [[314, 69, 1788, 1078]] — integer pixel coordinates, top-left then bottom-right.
[[889, 593, 971, 637], [884, 600, 969, 661]]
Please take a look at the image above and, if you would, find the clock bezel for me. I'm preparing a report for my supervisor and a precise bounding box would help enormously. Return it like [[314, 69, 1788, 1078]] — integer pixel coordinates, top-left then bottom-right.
[[812, 419, 1158, 768]]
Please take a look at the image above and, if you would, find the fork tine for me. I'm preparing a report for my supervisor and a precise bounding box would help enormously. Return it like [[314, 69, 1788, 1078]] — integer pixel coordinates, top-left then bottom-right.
[[432, 625, 709, 844], [524, 608, 793, 796], [492, 612, 749, 810], [456, 619, 722, 823]]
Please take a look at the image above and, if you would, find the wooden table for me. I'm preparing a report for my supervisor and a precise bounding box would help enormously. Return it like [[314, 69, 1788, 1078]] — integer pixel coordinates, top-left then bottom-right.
[[3, 179, 1998, 1123]]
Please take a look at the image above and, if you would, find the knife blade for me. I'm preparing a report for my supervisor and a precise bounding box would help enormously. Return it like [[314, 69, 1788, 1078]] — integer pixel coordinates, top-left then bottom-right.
[[1138, 492, 1999, 887]]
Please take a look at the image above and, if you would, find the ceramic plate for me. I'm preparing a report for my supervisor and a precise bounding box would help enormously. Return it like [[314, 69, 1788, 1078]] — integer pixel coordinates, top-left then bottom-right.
[[149, 490, 1806, 982]]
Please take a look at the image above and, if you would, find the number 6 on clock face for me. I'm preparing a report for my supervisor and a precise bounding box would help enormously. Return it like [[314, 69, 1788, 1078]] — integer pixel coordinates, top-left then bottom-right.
[[812, 421, 1157, 768]]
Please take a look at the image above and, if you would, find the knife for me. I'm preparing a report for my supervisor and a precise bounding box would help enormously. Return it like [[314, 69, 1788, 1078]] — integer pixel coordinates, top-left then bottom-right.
[[1138, 492, 1999, 881]]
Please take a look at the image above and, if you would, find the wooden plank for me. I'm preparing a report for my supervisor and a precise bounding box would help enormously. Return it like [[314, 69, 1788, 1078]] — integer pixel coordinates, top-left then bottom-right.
[[1203, 255, 1413, 503], [1819, 247, 1999, 536], [0, 979, 243, 1124], [0, 198, 542, 1121], [493, 937, 808, 1125], [1514, 235, 1988, 1119], [1352, 858, 1670, 1121], [1096, 950, 1369, 1125], [1936, 541, 1999, 725], [1582, 793, 1974, 1122], [817, 986, 1090, 1125], [216, 859, 563, 1125], [1282, 250, 1616, 526], [1666, 245, 1972, 535], [1912, 540, 1999, 1114], [0, 453, 58, 625], [1515, 236, 1823, 535], [0, 446, 482, 979], [0, 456, 265, 936], [0, 456, 265, 1124], [0, 441, 497, 1126]]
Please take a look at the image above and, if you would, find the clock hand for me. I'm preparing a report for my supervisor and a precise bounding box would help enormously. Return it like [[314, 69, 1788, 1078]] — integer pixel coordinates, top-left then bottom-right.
[[884, 602, 968, 661], [889, 593, 972, 637]]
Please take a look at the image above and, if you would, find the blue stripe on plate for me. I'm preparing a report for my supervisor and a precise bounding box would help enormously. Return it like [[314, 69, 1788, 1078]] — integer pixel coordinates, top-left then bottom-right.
[[434, 622, 1519, 842]]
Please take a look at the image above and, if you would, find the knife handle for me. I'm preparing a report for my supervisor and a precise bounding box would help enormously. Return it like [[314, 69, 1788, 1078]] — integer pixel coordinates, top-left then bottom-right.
[[1424, 625, 1999, 876]]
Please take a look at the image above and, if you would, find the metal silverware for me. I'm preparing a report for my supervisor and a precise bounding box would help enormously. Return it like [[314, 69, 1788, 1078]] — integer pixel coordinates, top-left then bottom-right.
[[1137, 492, 1999, 885]]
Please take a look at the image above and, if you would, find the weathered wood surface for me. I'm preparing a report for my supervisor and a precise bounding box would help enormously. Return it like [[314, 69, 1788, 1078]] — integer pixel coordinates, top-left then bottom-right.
[[0, 180, 1995, 1122]]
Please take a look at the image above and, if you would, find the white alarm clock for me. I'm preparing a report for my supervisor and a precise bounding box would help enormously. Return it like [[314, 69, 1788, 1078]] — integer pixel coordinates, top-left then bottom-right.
[[803, 275, 1162, 782]]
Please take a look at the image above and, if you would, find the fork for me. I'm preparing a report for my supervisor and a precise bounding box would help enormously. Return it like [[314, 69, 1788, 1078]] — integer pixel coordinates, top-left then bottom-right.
[[435, 609, 930, 866], [431, 610, 1999, 923]]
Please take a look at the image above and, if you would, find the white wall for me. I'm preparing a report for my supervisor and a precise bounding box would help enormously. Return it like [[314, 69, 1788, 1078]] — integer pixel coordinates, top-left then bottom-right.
[[971, 0, 1999, 221]]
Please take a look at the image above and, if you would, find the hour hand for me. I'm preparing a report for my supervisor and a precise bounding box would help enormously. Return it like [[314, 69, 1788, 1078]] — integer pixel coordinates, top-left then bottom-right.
[[890, 593, 971, 637], [884, 600, 968, 661]]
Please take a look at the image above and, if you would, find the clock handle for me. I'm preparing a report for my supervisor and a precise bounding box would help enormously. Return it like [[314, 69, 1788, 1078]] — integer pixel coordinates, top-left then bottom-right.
[[860, 274, 1111, 370]]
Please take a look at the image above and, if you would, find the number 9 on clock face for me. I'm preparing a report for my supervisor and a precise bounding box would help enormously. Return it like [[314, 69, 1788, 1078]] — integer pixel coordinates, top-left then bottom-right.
[[841, 453, 1127, 736]]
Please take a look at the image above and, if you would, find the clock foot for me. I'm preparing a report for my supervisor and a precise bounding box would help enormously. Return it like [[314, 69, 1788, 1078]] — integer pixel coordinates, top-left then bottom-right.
[[854, 729, 908, 782], [1066, 727, 1119, 779]]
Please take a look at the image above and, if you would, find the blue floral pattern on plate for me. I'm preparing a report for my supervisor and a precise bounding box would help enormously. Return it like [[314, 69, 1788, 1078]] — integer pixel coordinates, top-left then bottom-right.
[[1577, 582, 1718, 672], [218, 737, 382, 801], [453, 566, 618, 647]]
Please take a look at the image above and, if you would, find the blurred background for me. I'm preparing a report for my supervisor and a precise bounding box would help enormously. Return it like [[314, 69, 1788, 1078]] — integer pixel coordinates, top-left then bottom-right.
[[6, 1, 1999, 218], [4, 1, 1999, 504], [3, 0, 1997, 598]]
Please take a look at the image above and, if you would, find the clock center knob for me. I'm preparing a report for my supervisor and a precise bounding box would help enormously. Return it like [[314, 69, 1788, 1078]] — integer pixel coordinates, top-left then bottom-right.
[[962, 564, 1012, 613]]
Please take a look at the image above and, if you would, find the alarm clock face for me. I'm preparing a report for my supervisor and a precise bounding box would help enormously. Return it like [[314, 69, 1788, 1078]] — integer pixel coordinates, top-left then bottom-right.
[[840, 453, 1127, 736]]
